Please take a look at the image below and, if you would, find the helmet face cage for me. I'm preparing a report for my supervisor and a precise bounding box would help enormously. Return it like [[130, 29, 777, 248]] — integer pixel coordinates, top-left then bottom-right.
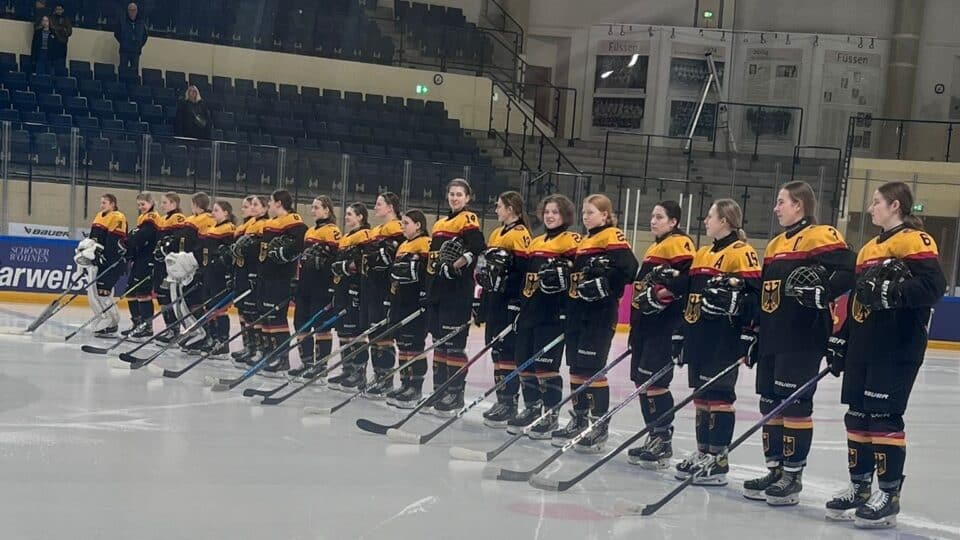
[[784, 264, 828, 297]]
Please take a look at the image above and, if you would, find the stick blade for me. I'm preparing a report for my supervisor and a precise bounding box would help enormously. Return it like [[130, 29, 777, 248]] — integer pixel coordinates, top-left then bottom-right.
[[529, 474, 561, 491], [386, 428, 422, 445], [260, 395, 285, 405], [242, 388, 266, 397], [0, 327, 28, 336], [302, 406, 332, 416], [448, 446, 490, 462], [355, 418, 391, 435], [117, 352, 137, 363], [107, 356, 131, 370], [81, 345, 109, 354], [494, 467, 534, 482]]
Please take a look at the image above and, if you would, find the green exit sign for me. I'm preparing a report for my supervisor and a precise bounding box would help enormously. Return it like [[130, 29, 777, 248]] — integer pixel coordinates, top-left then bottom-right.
[[415, 84, 430, 95], [912, 203, 924, 213], [703, 10, 714, 18]]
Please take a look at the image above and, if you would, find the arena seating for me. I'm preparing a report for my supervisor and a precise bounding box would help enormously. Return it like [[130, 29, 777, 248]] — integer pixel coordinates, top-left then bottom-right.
[[0, 52, 500, 204], [0, 0, 496, 70]]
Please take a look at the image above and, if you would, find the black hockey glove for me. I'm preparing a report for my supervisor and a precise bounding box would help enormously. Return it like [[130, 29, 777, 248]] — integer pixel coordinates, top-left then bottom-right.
[[634, 284, 675, 315], [440, 262, 461, 280], [825, 335, 846, 377], [266, 236, 297, 264], [792, 285, 829, 310], [701, 275, 744, 317], [369, 239, 398, 271], [390, 256, 420, 284], [576, 276, 610, 302], [537, 258, 572, 295]]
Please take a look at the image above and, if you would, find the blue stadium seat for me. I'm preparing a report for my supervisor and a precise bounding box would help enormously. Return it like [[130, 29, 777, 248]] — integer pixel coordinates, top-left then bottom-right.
[[34, 132, 59, 166], [103, 81, 128, 101], [78, 79, 102, 101], [114, 101, 139, 122], [142, 68, 164, 88], [93, 62, 117, 82], [38, 93, 62, 115], [114, 140, 138, 173], [75, 116, 99, 138], [164, 144, 188, 177], [90, 99, 114, 121], [65, 96, 88, 117], [213, 111, 236, 131], [279, 83, 299, 102], [212, 76, 233, 94], [165, 71, 187, 92], [11, 90, 36, 112], [151, 124, 174, 137], [129, 85, 154, 107], [0, 108, 20, 128], [0, 88, 10, 110], [301, 86, 321, 103], [10, 130, 32, 164], [141, 104, 163, 125], [49, 114, 73, 134], [30, 74, 54, 95], [86, 137, 111, 171], [54, 76, 78, 96]]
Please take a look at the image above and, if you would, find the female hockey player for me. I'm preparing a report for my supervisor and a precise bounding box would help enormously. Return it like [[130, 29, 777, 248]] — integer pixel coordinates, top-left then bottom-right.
[[122, 192, 161, 339], [478, 191, 532, 428], [152, 192, 186, 343], [424, 178, 486, 417], [824, 181, 945, 529], [196, 200, 236, 357], [626, 201, 695, 469], [385, 209, 432, 408], [230, 195, 269, 367], [258, 190, 307, 376], [76, 193, 127, 337], [174, 192, 216, 353], [743, 181, 855, 506], [329, 202, 372, 390], [673, 198, 761, 486], [554, 194, 638, 453], [362, 192, 405, 399], [289, 195, 340, 378], [506, 194, 579, 439]]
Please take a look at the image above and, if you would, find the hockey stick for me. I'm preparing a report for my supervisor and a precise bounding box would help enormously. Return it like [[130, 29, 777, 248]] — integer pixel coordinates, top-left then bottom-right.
[[24, 257, 125, 333], [210, 308, 347, 392], [355, 324, 513, 436], [304, 322, 469, 416], [79, 281, 204, 355], [64, 275, 151, 341], [616, 366, 832, 516], [240, 314, 391, 398], [126, 290, 249, 369], [157, 295, 296, 378], [449, 348, 633, 462], [386, 334, 565, 445], [502, 359, 739, 488], [260, 308, 426, 405], [115, 286, 233, 363]]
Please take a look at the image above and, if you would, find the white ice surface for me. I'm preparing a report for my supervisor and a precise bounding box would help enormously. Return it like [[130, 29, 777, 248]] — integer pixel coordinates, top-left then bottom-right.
[[0, 302, 957, 540]]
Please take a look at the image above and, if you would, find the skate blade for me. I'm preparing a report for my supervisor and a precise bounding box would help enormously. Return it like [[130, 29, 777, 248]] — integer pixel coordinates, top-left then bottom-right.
[[692, 476, 728, 487], [482, 420, 509, 429], [824, 509, 856, 522], [765, 495, 800, 506], [742, 489, 769, 501], [628, 457, 670, 470], [854, 516, 896, 529]]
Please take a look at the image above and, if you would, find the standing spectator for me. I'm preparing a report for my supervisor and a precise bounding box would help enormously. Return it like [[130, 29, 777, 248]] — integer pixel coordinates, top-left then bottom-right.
[[114, 2, 148, 77], [175, 85, 212, 139], [32, 0, 50, 25], [31, 16, 54, 75], [50, 3, 72, 72]]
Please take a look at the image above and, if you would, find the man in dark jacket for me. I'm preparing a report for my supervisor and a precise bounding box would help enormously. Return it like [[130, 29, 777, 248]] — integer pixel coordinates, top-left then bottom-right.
[[114, 2, 147, 77], [50, 3, 72, 71]]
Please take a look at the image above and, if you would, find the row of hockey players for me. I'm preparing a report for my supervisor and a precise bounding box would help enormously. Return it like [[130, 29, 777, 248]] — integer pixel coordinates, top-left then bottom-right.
[[458, 177, 942, 529], [78, 177, 943, 530]]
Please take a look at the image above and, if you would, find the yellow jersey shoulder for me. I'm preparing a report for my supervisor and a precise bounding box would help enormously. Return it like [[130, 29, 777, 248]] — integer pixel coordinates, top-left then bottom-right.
[[397, 236, 431, 257], [644, 233, 695, 263], [858, 228, 939, 266]]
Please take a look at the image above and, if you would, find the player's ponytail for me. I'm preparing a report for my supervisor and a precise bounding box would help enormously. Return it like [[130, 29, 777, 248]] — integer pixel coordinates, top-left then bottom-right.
[[714, 198, 747, 241], [878, 181, 925, 231]]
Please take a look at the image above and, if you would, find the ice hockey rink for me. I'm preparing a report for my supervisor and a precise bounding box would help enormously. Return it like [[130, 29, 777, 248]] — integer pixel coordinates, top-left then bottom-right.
[[0, 301, 957, 540]]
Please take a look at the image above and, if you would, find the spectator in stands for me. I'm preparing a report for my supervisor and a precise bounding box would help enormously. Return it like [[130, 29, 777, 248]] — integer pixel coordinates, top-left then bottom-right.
[[33, 0, 49, 25], [31, 15, 54, 75], [114, 2, 148, 77], [50, 4, 72, 71], [176, 85, 212, 139]]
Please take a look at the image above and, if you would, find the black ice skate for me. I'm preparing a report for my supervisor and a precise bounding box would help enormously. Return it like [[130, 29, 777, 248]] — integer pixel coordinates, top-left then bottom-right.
[[765, 469, 803, 506], [743, 466, 783, 501], [506, 401, 542, 435], [854, 482, 901, 529], [432, 390, 465, 418], [825, 481, 872, 521], [627, 434, 673, 469], [527, 411, 559, 440], [94, 325, 118, 339], [482, 399, 517, 429], [550, 409, 589, 447], [574, 417, 608, 454]]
